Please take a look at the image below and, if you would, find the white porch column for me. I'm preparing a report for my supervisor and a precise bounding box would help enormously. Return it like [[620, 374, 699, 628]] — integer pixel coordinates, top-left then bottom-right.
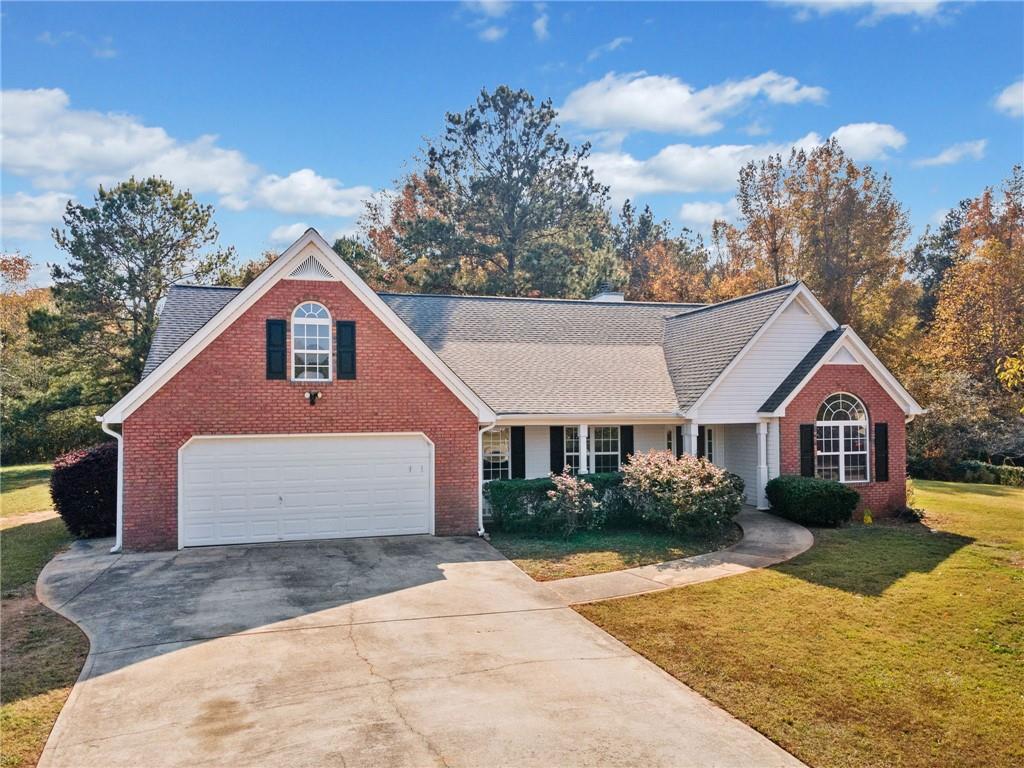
[[756, 420, 769, 510], [579, 423, 591, 474], [687, 422, 700, 456]]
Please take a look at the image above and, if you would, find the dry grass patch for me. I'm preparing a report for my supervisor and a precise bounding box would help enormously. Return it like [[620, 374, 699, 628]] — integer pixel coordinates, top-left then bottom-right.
[[489, 526, 741, 581], [577, 481, 1024, 768]]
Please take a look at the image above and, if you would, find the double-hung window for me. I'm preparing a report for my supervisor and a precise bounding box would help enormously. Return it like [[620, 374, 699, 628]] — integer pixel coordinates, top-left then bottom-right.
[[815, 393, 869, 482], [482, 427, 511, 481], [563, 427, 581, 474], [292, 302, 331, 380], [592, 426, 620, 473]]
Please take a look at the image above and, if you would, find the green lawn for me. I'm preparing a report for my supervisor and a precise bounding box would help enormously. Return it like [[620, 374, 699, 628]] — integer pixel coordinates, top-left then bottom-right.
[[1, 466, 88, 768], [0, 464, 53, 518], [489, 526, 741, 581], [577, 481, 1024, 768]]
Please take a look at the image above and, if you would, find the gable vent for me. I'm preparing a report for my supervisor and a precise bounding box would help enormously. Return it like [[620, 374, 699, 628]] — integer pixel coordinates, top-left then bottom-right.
[[286, 254, 337, 281]]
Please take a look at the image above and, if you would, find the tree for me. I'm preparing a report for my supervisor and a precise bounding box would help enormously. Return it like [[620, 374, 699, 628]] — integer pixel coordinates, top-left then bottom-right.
[[735, 154, 793, 286], [31, 177, 233, 392], [217, 250, 278, 288], [908, 202, 968, 322], [377, 86, 612, 296]]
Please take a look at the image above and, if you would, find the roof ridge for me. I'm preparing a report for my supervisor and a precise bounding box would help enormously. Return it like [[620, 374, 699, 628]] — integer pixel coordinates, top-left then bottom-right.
[[171, 283, 244, 291], [666, 281, 798, 320], [379, 291, 704, 308]]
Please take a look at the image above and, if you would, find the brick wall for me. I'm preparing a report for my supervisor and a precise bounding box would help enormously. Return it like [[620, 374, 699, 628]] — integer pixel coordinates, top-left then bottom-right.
[[122, 278, 480, 550], [779, 364, 907, 518]]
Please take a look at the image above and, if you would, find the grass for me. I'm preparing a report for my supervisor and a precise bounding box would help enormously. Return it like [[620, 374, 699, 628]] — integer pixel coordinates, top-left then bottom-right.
[[577, 480, 1024, 768], [489, 526, 741, 581], [1, 477, 88, 768], [0, 464, 53, 518]]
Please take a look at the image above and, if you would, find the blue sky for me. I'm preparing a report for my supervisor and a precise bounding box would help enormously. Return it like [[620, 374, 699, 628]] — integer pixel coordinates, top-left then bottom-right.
[[2, 1, 1022, 282]]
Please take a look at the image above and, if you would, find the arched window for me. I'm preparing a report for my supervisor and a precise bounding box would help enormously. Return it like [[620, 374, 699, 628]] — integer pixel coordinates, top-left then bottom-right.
[[815, 393, 869, 482], [292, 302, 331, 380]]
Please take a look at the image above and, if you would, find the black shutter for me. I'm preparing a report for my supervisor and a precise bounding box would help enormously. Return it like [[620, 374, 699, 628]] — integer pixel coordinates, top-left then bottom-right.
[[337, 321, 356, 380], [511, 427, 526, 479], [675, 426, 684, 458], [875, 422, 889, 482], [696, 425, 706, 458], [549, 427, 564, 474], [266, 319, 286, 380], [619, 426, 634, 467], [800, 424, 815, 477]]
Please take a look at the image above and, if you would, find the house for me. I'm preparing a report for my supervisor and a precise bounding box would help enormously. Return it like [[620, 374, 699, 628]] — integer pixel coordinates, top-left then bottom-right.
[[99, 229, 925, 551]]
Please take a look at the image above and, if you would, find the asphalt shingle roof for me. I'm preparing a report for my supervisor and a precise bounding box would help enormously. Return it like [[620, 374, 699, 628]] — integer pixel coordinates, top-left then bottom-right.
[[758, 327, 845, 413], [662, 284, 798, 410], [141, 283, 801, 416]]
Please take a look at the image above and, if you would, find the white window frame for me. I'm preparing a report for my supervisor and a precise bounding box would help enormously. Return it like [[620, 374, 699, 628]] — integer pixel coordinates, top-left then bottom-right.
[[704, 427, 714, 464], [291, 302, 332, 381], [815, 393, 870, 484], [482, 427, 511, 481], [591, 426, 620, 474], [564, 426, 581, 474]]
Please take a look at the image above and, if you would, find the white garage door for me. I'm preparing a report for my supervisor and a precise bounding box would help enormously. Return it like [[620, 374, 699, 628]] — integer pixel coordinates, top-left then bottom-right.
[[179, 434, 433, 547]]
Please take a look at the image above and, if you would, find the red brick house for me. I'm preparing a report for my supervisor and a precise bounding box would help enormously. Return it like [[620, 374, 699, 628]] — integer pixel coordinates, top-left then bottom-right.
[[100, 229, 924, 551]]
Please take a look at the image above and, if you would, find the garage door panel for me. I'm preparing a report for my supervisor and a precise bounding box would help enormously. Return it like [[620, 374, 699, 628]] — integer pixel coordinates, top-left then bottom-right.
[[180, 434, 433, 547]]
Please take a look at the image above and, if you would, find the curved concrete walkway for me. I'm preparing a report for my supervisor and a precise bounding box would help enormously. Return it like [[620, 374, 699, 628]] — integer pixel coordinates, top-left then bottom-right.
[[545, 508, 813, 605]]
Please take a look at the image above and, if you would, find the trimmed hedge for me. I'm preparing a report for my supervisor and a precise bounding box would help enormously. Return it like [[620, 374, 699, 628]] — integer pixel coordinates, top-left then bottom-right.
[[908, 457, 1024, 487], [765, 475, 859, 527], [485, 473, 624, 533], [50, 442, 117, 538]]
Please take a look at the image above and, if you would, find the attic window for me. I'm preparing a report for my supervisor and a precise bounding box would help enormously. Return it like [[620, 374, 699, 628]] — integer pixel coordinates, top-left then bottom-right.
[[292, 302, 331, 380]]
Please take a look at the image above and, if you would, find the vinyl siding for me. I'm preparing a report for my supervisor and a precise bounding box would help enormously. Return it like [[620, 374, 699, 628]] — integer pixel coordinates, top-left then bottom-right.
[[696, 300, 833, 422], [724, 423, 758, 505]]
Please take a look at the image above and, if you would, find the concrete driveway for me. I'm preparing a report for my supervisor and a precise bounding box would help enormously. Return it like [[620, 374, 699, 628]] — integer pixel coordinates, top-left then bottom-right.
[[38, 535, 802, 768]]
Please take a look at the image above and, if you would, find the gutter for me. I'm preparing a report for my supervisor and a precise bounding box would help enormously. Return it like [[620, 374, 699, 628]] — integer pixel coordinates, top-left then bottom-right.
[[97, 417, 124, 553], [477, 419, 497, 537]]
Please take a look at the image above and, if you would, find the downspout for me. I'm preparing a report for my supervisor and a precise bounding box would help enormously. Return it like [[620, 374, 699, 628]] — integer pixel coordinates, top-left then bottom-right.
[[97, 417, 123, 553], [478, 419, 496, 537]]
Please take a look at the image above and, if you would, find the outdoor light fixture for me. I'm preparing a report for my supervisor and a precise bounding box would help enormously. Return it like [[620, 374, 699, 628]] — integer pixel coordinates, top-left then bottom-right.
[[304, 390, 322, 406]]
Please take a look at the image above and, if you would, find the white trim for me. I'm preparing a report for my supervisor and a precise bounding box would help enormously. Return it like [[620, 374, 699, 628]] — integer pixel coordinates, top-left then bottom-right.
[[290, 301, 333, 382], [762, 327, 925, 417], [102, 229, 495, 424], [478, 421, 496, 536], [175, 431, 435, 550], [98, 417, 123, 553], [686, 283, 838, 419]]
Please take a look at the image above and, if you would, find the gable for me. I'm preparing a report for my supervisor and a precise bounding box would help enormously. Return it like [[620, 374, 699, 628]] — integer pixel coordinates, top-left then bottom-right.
[[102, 230, 495, 424], [694, 296, 835, 422]]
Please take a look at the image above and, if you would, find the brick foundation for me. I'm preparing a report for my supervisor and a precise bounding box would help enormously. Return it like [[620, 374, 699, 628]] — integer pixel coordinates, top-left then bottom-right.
[[122, 279, 480, 550], [779, 364, 907, 518]]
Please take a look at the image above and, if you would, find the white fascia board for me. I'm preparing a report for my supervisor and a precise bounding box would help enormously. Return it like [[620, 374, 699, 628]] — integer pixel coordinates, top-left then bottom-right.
[[495, 412, 685, 426], [684, 282, 838, 419], [765, 328, 925, 417], [102, 229, 495, 424]]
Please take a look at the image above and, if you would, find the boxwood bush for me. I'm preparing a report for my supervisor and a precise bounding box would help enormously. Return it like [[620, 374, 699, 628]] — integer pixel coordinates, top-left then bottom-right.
[[765, 475, 859, 527], [50, 442, 117, 538], [485, 472, 624, 534]]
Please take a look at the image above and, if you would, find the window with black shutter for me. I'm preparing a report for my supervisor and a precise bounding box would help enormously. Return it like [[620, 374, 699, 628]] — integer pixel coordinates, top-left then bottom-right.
[[620, 426, 634, 466], [549, 427, 565, 474], [336, 321, 356, 379], [510, 426, 526, 479], [266, 319, 286, 380], [799, 424, 815, 477], [875, 422, 889, 482]]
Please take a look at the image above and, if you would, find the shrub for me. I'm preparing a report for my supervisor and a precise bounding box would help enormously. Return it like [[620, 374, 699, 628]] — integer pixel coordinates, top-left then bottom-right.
[[50, 442, 117, 538], [484, 472, 622, 534], [545, 471, 600, 537], [955, 460, 1024, 487], [621, 450, 743, 536], [764, 475, 859, 527]]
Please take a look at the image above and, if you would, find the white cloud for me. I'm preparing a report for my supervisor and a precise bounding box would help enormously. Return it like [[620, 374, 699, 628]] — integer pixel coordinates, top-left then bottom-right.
[[1, 191, 73, 241], [586, 36, 632, 62], [462, 0, 511, 18], [37, 30, 118, 59], [253, 170, 372, 218], [587, 133, 823, 203], [0, 88, 374, 236], [532, 6, 550, 41], [914, 139, 987, 167], [560, 71, 827, 135], [995, 79, 1024, 118], [678, 199, 739, 231], [830, 122, 906, 160], [269, 222, 311, 245], [781, 1, 949, 25], [479, 25, 507, 42]]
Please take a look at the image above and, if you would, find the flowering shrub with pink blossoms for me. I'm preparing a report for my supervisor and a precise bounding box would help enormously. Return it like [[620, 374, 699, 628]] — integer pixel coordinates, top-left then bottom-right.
[[621, 450, 744, 536]]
